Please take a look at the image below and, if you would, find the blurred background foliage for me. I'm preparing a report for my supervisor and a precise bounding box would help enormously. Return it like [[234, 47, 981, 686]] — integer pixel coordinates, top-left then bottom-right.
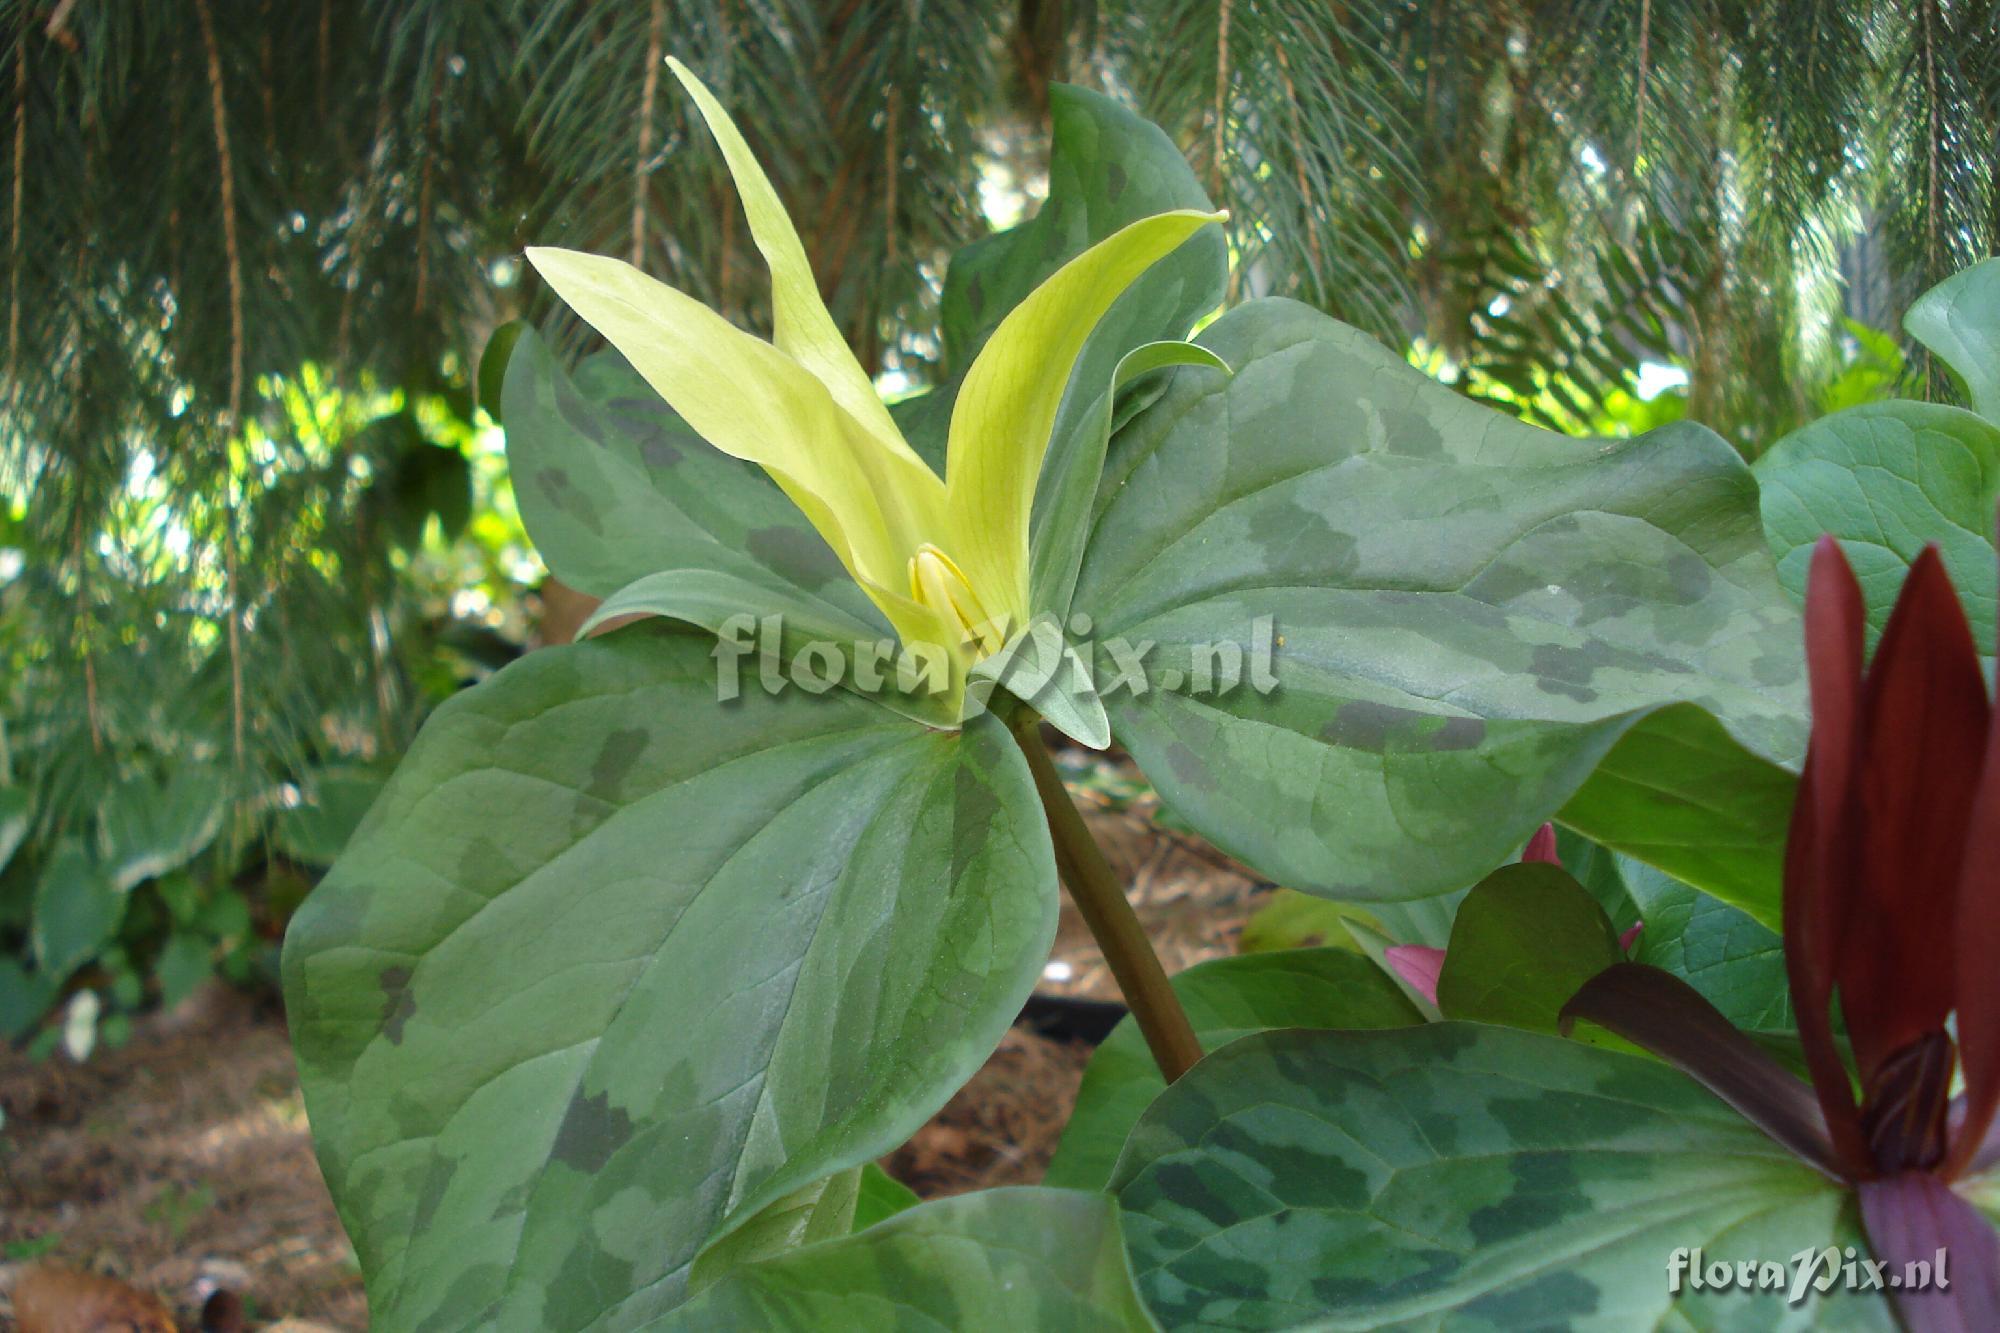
[[1, 0, 1995, 1056]]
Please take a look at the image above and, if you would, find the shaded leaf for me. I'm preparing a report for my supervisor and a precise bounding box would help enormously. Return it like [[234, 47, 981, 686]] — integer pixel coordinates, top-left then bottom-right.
[[0, 787, 29, 875], [32, 842, 122, 986], [95, 766, 227, 894], [1435, 862, 1623, 1032], [1236, 888, 1371, 955], [273, 767, 389, 869], [851, 1163, 919, 1232]]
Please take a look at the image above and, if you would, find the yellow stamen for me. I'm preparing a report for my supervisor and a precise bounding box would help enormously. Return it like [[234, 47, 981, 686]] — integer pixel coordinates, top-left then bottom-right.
[[908, 543, 1009, 660]]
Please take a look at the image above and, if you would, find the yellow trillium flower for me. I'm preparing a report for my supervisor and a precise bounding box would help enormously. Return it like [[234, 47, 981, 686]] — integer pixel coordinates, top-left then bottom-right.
[[526, 59, 1220, 714]]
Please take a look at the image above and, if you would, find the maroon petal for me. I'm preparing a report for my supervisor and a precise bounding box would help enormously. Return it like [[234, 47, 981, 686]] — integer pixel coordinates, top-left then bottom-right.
[[1949, 652, 2000, 1177], [1788, 538, 1871, 1171], [1858, 1172, 2000, 1332], [1840, 546, 1986, 1083], [1522, 823, 1559, 864], [1560, 963, 1840, 1177]]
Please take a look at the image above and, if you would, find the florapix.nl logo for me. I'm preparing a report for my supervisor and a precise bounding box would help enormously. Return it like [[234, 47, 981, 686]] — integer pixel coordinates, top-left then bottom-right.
[[709, 611, 1282, 709]]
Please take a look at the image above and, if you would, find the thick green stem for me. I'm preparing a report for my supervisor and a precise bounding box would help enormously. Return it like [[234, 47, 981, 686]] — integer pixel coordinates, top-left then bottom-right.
[[1007, 709, 1203, 1083]]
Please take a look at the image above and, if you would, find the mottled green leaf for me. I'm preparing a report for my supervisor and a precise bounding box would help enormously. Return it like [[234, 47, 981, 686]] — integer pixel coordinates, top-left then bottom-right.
[[1113, 1025, 1892, 1331], [95, 765, 227, 893], [1904, 257, 2000, 422], [501, 327, 882, 632], [1079, 299, 1807, 907], [1434, 863, 1622, 1033], [852, 1163, 920, 1232], [1756, 400, 2000, 653], [283, 625, 1056, 1329], [1045, 949, 1419, 1193], [657, 1188, 1155, 1332], [32, 841, 123, 985]]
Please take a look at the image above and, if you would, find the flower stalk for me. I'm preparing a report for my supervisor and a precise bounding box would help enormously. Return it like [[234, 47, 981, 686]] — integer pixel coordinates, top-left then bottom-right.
[[1006, 707, 1203, 1084]]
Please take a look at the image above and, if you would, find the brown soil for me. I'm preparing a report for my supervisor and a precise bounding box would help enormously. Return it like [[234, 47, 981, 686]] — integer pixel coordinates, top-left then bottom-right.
[[0, 759, 1253, 1330], [0, 984, 365, 1331]]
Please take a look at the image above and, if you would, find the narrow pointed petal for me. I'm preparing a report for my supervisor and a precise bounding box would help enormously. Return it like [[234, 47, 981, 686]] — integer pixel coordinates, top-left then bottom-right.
[[1617, 920, 1644, 953], [1858, 1172, 2000, 1332], [1560, 963, 1841, 1177], [1383, 946, 1444, 1006], [1949, 641, 2000, 1177], [1788, 538, 1871, 1170], [665, 58, 917, 468], [1841, 545, 1986, 1081], [1522, 823, 1559, 864], [942, 210, 1223, 627], [524, 247, 946, 598]]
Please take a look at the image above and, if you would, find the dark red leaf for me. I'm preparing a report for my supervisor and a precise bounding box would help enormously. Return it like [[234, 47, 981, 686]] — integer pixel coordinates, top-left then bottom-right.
[[1560, 963, 1840, 1177], [1788, 538, 1871, 1171], [1840, 546, 1986, 1082], [1858, 1172, 2000, 1332]]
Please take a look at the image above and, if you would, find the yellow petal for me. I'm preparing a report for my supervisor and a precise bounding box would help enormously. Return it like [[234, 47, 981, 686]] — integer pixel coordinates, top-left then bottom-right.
[[942, 210, 1224, 627], [523, 246, 944, 595], [666, 58, 922, 472]]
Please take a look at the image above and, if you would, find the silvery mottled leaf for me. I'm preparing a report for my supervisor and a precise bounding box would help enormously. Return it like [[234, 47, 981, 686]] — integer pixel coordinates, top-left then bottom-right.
[[501, 327, 883, 632], [1044, 948, 1418, 1193], [1756, 400, 2000, 657], [655, 1188, 1155, 1332], [283, 625, 1055, 1329], [1078, 299, 1807, 911], [1113, 1025, 1893, 1331]]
